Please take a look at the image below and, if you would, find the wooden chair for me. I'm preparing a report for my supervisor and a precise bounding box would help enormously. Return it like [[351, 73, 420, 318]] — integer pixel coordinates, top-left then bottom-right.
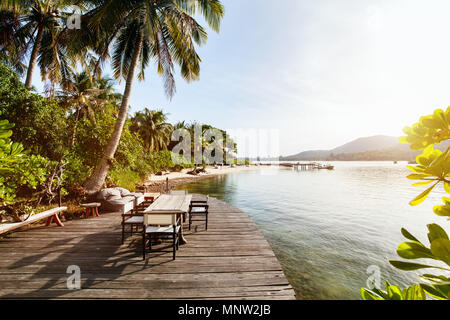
[[142, 213, 180, 261], [189, 195, 209, 231], [121, 199, 154, 244]]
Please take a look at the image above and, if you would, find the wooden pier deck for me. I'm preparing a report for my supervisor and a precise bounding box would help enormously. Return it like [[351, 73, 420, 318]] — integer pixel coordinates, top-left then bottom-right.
[[0, 195, 296, 300]]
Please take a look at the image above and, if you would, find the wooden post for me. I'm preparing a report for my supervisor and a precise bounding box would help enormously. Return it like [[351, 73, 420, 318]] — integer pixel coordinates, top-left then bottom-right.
[[166, 177, 169, 193]]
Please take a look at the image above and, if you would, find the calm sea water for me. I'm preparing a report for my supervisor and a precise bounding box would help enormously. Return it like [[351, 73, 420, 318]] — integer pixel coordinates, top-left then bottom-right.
[[177, 162, 448, 300]]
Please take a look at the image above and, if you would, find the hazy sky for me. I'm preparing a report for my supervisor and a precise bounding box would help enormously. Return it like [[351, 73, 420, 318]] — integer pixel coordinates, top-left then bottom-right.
[[31, 0, 450, 156]]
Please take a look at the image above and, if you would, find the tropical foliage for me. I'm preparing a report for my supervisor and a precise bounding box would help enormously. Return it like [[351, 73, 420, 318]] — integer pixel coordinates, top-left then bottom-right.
[[0, 0, 225, 195], [0, 113, 52, 207], [81, 0, 225, 193], [0, 57, 234, 216], [361, 107, 450, 300], [130, 109, 173, 152]]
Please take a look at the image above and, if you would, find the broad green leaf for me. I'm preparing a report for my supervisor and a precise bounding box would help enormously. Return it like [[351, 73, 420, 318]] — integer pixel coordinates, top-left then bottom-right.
[[421, 117, 443, 129], [387, 285, 402, 300], [434, 109, 447, 125], [430, 238, 450, 266], [397, 242, 434, 259], [427, 224, 449, 243], [404, 285, 426, 300], [434, 204, 450, 217]]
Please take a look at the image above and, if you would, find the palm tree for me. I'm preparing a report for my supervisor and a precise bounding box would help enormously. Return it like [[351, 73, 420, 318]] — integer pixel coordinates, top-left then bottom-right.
[[0, 1, 87, 89], [131, 109, 173, 152], [83, 0, 224, 193], [57, 71, 116, 147], [0, 9, 29, 76], [173, 120, 187, 131]]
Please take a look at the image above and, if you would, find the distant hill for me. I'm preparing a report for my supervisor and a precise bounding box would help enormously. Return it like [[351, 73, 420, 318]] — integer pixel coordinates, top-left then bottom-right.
[[331, 135, 400, 154], [281, 135, 448, 161]]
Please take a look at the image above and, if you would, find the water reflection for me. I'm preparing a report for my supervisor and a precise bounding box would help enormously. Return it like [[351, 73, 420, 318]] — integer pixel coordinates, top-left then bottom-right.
[[177, 162, 447, 299]]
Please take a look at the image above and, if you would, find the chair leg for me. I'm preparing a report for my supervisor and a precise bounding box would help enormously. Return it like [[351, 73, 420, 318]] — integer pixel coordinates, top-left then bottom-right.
[[173, 233, 176, 260], [142, 233, 146, 261], [149, 234, 152, 251], [189, 214, 192, 230], [206, 213, 208, 230]]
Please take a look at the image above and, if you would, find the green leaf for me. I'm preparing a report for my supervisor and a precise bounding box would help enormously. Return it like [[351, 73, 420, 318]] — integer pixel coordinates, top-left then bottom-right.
[[427, 224, 449, 243], [360, 288, 383, 300], [387, 285, 403, 300], [407, 173, 432, 180], [404, 285, 426, 300], [399, 136, 409, 144], [401, 228, 422, 244], [389, 260, 438, 271], [434, 204, 450, 217], [420, 283, 449, 300], [410, 183, 438, 206], [430, 238, 450, 266], [397, 242, 434, 260], [421, 117, 443, 129], [420, 274, 450, 286], [412, 181, 434, 187]]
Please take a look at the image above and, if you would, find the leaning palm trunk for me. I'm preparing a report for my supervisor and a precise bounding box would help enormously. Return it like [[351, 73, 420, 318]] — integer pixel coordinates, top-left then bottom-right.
[[70, 105, 81, 148], [25, 27, 43, 88], [83, 31, 144, 194]]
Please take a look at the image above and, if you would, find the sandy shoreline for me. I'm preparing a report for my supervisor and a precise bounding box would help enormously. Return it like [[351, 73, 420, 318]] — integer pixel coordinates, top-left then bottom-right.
[[141, 165, 265, 192]]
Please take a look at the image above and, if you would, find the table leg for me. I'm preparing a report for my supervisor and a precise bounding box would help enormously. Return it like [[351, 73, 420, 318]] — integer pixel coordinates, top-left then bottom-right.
[[179, 212, 188, 245]]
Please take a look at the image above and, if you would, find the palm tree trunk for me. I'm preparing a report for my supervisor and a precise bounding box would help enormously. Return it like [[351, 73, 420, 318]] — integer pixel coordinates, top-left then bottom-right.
[[70, 105, 81, 148], [25, 27, 43, 89], [83, 31, 144, 194]]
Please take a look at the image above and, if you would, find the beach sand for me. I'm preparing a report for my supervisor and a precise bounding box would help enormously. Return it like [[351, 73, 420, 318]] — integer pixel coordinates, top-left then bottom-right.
[[141, 165, 264, 192]]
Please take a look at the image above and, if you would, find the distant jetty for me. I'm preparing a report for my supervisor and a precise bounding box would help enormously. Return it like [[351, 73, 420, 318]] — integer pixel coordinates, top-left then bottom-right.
[[280, 163, 334, 170]]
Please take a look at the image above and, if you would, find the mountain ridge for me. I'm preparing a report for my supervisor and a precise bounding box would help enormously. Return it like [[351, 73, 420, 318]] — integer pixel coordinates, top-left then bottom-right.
[[280, 135, 414, 161]]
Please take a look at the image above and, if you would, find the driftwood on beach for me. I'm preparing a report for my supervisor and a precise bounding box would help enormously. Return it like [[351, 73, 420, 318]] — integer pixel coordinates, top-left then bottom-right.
[[187, 167, 207, 176]]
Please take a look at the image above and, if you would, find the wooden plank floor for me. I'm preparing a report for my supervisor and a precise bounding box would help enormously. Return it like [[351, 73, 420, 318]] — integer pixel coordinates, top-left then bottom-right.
[[0, 195, 296, 300]]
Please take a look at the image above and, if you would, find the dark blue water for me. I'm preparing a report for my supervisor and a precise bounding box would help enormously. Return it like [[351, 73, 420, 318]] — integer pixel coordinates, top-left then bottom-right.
[[177, 162, 448, 299]]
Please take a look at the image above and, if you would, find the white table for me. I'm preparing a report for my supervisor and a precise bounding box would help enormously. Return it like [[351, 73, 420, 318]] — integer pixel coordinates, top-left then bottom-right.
[[144, 194, 192, 244]]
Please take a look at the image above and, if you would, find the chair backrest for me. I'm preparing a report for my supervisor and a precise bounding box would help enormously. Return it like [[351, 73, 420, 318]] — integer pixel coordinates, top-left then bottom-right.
[[144, 213, 177, 226], [169, 190, 188, 195]]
